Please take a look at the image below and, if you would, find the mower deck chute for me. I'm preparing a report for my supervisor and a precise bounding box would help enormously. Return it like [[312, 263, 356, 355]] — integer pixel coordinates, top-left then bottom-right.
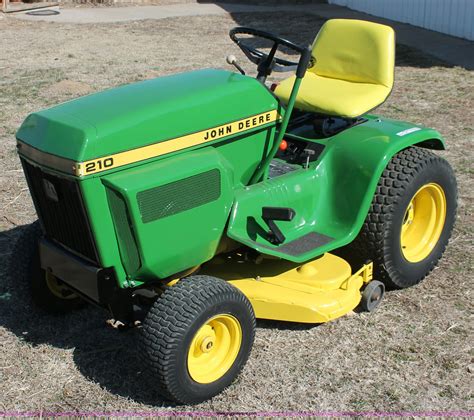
[[201, 253, 373, 323]]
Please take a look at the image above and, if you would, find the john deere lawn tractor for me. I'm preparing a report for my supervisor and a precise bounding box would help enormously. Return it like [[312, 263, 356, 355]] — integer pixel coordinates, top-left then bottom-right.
[[12, 19, 457, 403]]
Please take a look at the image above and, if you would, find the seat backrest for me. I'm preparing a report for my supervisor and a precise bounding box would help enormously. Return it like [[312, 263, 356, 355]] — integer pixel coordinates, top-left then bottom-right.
[[310, 19, 395, 88]]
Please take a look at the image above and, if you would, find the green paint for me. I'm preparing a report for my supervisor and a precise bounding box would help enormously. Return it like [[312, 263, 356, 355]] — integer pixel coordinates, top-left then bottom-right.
[[16, 68, 445, 290], [16, 69, 279, 162], [228, 115, 444, 262], [102, 148, 235, 280]]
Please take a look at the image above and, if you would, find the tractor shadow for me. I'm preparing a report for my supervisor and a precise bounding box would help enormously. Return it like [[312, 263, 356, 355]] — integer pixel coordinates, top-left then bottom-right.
[[0, 224, 322, 406], [0, 224, 317, 407], [0, 225, 174, 407]]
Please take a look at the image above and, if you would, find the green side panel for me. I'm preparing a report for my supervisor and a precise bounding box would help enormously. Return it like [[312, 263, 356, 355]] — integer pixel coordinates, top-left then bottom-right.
[[209, 126, 275, 186], [137, 169, 221, 223], [107, 188, 141, 274], [16, 69, 278, 162], [102, 147, 234, 280], [78, 176, 128, 287], [227, 116, 446, 262]]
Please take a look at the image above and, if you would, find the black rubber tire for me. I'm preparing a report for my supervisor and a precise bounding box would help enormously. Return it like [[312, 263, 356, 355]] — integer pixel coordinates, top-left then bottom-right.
[[343, 147, 457, 289], [360, 280, 385, 312], [8, 221, 86, 313], [139, 275, 256, 405]]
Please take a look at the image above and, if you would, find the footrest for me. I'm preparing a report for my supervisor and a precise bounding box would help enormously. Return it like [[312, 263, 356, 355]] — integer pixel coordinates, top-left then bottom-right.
[[271, 231, 333, 256]]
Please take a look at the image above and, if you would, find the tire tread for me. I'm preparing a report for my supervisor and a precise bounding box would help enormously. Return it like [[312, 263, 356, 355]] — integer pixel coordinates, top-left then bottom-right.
[[139, 275, 255, 404], [346, 146, 457, 288]]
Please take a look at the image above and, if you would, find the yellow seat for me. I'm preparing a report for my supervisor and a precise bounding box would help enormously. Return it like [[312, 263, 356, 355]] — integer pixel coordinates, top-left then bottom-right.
[[274, 19, 395, 118]]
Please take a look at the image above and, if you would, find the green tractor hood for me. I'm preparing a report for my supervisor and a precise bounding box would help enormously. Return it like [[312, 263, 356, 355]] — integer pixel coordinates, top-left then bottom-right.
[[16, 69, 278, 165]]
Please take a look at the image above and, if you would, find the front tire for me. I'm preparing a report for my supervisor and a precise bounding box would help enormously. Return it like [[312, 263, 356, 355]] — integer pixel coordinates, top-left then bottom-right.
[[139, 275, 255, 404], [346, 147, 457, 289], [9, 221, 86, 313]]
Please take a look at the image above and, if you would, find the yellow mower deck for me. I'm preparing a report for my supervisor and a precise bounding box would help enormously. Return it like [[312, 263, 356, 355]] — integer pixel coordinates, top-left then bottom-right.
[[201, 253, 373, 323]]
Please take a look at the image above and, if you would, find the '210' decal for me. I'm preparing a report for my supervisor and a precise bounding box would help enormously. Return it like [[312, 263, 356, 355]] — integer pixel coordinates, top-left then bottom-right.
[[83, 157, 114, 174]]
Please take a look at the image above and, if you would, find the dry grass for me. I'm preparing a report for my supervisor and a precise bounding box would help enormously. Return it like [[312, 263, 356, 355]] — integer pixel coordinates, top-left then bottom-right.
[[0, 10, 473, 414]]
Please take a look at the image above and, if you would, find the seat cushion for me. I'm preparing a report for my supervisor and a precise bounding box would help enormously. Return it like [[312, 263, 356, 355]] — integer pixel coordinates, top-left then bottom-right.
[[274, 72, 391, 118]]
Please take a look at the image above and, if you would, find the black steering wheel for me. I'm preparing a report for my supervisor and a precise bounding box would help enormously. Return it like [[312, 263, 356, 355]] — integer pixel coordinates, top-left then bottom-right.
[[229, 27, 307, 80]]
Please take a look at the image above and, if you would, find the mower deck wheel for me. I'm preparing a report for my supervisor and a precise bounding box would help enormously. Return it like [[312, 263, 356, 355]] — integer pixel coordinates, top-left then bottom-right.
[[360, 280, 385, 312]]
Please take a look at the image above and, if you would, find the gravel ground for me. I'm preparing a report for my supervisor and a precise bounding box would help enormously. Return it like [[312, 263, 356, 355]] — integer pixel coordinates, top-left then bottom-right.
[[0, 10, 473, 414]]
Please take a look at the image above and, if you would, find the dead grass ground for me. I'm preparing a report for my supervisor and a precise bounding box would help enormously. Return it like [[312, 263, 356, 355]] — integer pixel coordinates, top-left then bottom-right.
[[0, 11, 473, 414]]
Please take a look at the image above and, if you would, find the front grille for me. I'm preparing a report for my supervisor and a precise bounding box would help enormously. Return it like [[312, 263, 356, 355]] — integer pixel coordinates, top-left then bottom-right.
[[21, 158, 99, 263]]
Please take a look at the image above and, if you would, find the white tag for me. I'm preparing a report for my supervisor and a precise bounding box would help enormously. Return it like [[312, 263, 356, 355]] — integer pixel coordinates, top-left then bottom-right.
[[396, 127, 421, 136]]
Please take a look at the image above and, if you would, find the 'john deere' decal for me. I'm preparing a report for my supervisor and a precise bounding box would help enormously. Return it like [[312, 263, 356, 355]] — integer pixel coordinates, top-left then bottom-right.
[[202, 112, 276, 141], [75, 110, 279, 177]]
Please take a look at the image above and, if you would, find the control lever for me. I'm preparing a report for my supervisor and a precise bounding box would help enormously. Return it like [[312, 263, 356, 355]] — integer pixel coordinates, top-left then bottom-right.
[[226, 55, 245, 75], [303, 148, 315, 169], [262, 207, 295, 245]]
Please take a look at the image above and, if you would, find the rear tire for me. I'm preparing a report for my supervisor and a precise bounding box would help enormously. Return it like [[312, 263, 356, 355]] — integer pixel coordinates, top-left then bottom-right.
[[9, 221, 86, 313], [139, 275, 255, 404], [344, 147, 457, 289]]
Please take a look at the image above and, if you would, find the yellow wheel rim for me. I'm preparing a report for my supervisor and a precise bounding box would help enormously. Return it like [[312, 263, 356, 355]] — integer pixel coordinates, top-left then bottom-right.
[[45, 272, 76, 300], [187, 314, 242, 384], [400, 183, 447, 263]]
